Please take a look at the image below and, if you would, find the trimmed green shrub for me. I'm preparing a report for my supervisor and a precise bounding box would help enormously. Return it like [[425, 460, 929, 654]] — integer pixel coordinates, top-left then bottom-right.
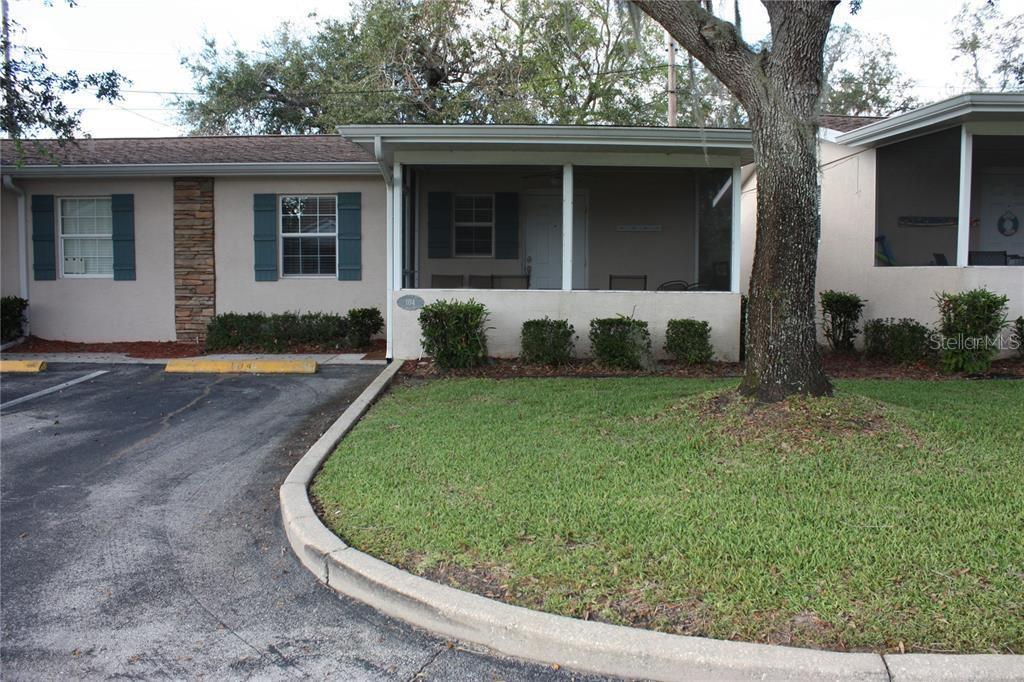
[[665, 318, 713, 365], [934, 288, 1008, 373], [520, 318, 575, 365], [418, 299, 490, 369], [1, 296, 28, 342], [1013, 316, 1024, 359], [346, 307, 385, 348], [589, 316, 651, 369], [204, 307, 382, 352], [863, 318, 935, 365], [205, 312, 267, 351], [820, 290, 866, 352]]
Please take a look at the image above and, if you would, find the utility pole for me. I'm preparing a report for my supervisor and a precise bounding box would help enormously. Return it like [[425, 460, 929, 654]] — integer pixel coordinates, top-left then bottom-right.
[[666, 31, 677, 127], [2, 0, 11, 85]]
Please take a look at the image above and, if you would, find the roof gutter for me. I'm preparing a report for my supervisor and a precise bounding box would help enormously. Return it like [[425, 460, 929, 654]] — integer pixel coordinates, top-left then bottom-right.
[[0, 161, 381, 178], [2, 175, 30, 315], [836, 93, 1024, 147], [339, 125, 753, 151]]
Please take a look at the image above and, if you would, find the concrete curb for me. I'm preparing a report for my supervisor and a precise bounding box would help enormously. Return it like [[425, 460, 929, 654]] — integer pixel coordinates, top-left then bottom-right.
[[280, 362, 1024, 682], [0, 359, 46, 373], [165, 358, 317, 374]]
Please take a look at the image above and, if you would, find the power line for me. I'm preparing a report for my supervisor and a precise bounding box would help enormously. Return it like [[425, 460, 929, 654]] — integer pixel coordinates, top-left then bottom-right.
[[85, 63, 683, 99], [90, 69, 969, 104], [108, 103, 179, 130]]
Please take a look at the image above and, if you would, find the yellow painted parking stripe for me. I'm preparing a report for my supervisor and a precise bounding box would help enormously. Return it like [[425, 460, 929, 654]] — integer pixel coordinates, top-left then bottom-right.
[[0, 360, 47, 373], [164, 359, 317, 374]]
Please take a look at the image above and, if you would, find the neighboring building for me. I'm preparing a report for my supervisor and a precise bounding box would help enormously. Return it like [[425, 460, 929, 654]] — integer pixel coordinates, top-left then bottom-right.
[[2, 93, 1022, 359], [741, 93, 1024, 348]]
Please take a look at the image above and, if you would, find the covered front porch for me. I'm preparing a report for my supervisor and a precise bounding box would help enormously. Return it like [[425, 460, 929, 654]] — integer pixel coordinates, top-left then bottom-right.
[[340, 125, 752, 360]]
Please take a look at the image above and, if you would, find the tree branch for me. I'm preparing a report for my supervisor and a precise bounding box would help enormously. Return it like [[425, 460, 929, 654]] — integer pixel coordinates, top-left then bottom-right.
[[631, 0, 760, 107], [761, 1, 840, 111]]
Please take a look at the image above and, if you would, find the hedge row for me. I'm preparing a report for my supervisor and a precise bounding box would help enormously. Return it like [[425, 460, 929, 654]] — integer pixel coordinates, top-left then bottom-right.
[[419, 288, 1021, 373], [417, 299, 714, 370], [821, 287, 1017, 373], [205, 307, 383, 352]]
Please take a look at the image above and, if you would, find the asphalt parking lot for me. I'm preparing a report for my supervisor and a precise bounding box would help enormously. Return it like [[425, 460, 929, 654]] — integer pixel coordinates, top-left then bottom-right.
[[1, 363, 607, 681]]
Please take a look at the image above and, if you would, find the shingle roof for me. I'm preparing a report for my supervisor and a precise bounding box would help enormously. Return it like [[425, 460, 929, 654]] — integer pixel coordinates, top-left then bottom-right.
[[0, 135, 374, 166], [817, 114, 887, 132]]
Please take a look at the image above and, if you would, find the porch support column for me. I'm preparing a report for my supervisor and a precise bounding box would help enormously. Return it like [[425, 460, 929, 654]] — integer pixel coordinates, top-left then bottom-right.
[[730, 165, 741, 293], [392, 162, 404, 290], [956, 126, 972, 267], [384, 181, 394, 359], [561, 163, 574, 291]]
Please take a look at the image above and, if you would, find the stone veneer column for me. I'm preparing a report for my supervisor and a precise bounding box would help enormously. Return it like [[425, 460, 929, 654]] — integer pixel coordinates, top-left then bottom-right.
[[173, 177, 216, 343]]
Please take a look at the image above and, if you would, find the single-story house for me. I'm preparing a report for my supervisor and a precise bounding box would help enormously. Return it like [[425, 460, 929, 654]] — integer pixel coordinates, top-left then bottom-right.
[[2, 93, 1021, 360]]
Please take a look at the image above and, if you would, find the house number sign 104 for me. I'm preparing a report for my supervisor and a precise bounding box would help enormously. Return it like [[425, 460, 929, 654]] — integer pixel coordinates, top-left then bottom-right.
[[397, 294, 425, 310]]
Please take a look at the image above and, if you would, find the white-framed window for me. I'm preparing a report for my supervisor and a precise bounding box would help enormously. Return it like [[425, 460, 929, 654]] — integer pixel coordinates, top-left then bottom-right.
[[59, 197, 114, 277], [453, 194, 495, 257], [280, 195, 337, 276]]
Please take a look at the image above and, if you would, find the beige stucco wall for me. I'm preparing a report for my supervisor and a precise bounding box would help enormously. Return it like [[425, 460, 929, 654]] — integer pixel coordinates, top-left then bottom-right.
[[13, 178, 176, 342], [415, 168, 700, 290], [391, 289, 742, 361], [1, 186, 22, 297], [214, 175, 387, 316], [737, 137, 1024, 354], [738, 169, 756, 296]]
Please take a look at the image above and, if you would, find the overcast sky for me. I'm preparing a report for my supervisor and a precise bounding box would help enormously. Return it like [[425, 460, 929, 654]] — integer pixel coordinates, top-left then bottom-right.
[[10, 0, 988, 138]]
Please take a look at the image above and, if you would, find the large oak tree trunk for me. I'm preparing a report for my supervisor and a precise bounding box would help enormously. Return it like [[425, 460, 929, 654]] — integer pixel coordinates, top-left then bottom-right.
[[741, 108, 832, 400], [633, 0, 838, 401]]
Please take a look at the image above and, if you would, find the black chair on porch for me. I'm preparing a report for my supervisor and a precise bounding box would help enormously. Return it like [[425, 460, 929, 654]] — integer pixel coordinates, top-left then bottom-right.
[[491, 274, 530, 289], [430, 274, 465, 288], [968, 251, 1008, 265], [609, 274, 647, 291]]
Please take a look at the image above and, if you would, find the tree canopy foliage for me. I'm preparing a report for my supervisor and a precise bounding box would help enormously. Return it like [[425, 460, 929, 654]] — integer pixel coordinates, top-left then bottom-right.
[[1, 0, 128, 142], [177, 0, 920, 134], [178, 0, 669, 133], [951, 0, 1024, 91]]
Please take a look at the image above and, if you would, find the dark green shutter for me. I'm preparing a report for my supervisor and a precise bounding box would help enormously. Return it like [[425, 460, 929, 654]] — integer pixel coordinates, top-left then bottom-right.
[[494, 192, 519, 259], [337, 192, 361, 281], [253, 194, 278, 281], [427, 192, 452, 259], [111, 194, 136, 281], [31, 194, 56, 280]]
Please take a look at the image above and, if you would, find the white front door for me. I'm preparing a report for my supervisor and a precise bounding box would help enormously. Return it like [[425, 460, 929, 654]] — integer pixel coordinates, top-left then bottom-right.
[[977, 172, 1024, 256], [523, 194, 586, 290]]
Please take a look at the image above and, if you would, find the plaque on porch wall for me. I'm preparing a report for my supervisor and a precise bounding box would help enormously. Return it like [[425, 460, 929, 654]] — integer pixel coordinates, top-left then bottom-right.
[[897, 216, 957, 227], [397, 294, 425, 311], [616, 224, 662, 232]]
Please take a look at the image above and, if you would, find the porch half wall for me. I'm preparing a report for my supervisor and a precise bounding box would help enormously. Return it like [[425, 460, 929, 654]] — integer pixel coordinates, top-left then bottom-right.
[[391, 289, 742, 361]]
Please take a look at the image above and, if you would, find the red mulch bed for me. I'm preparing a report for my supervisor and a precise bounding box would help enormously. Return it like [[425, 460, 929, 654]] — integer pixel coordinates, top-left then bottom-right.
[[11, 337, 203, 359], [400, 354, 1024, 381], [7, 336, 386, 360]]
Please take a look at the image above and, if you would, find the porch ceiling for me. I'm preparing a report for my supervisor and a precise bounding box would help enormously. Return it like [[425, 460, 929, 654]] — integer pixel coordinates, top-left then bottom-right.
[[339, 124, 754, 166]]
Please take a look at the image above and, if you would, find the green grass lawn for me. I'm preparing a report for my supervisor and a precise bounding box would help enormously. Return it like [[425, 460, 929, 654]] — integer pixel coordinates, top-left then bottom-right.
[[311, 377, 1024, 653]]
